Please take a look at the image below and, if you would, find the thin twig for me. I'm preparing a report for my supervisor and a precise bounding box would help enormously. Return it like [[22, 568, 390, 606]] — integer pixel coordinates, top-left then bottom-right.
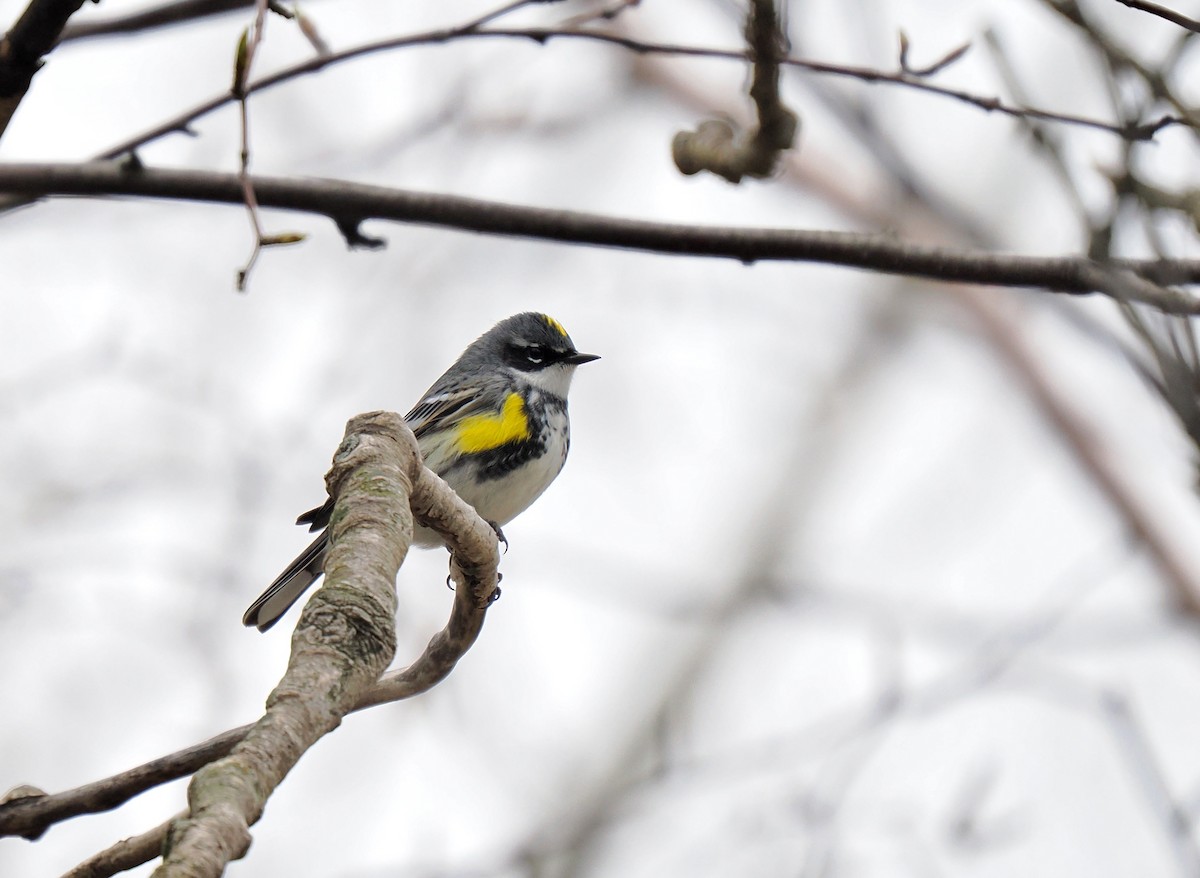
[[84, 25, 1177, 169], [1044, 0, 1200, 129], [1113, 0, 1200, 34], [232, 5, 269, 292], [60, 813, 182, 878], [898, 31, 972, 77]]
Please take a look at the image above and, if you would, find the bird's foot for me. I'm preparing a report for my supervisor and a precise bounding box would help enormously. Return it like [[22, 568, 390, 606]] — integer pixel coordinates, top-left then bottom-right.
[[487, 521, 509, 553]]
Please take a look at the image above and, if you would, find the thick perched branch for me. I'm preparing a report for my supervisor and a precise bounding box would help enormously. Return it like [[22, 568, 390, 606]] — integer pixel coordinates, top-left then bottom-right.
[[1, 161, 1200, 311], [0, 0, 88, 138], [153, 412, 418, 876], [358, 463, 501, 706], [0, 414, 500, 856]]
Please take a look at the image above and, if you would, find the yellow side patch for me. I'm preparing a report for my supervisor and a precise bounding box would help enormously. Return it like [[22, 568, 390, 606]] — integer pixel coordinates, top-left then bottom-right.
[[543, 314, 569, 338], [456, 392, 530, 453]]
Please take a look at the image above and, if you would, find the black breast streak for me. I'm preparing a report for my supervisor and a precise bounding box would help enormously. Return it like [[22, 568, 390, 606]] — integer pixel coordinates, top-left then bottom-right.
[[473, 433, 550, 482]]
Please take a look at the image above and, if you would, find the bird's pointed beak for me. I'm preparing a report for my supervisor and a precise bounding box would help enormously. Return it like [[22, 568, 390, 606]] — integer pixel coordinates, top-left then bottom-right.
[[564, 351, 600, 365]]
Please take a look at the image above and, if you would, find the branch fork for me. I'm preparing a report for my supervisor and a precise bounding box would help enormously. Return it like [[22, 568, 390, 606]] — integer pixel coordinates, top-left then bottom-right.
[[144, 411, 500, 877]]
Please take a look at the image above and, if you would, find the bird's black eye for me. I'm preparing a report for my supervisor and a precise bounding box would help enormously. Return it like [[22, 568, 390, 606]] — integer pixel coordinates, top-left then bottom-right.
[[506, 342, 554, 370]]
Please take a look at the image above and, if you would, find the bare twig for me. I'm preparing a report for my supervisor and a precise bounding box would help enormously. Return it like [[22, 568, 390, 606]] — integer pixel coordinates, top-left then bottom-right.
[[1113, 0, 1200, 34], [2, 161, 1200, 310], [227, 3, 307, 290], [1045, 5, 1200, 497], [60, 813, 182, 878], [1044, 0, 1200, 129], [233, 11, 267, 291], [82, 25, 1176, 171], [0, 0, 1174, 223], [561, 0, 641, 27], [898, 31, 972, 77], [672, 0, 799, 182]]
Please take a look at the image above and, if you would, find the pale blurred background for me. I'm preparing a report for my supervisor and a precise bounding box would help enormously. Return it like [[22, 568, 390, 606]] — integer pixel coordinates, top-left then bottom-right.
[[4, 0, 1200, 876]]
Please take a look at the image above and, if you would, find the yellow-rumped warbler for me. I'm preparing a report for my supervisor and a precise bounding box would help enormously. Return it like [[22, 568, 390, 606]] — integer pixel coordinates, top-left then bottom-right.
[[242, 312, 599, 632]]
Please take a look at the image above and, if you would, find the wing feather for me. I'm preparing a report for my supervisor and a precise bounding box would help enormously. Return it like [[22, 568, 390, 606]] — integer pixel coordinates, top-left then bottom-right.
[[404, 387, 493, 439]]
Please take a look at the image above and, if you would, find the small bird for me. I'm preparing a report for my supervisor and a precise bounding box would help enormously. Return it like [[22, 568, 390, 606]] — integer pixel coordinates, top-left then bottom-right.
[[243, 312, 599, 631]]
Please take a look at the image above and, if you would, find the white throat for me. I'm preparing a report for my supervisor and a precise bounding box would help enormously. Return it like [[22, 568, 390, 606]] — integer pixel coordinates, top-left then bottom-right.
[[517, 363, 577, 399]]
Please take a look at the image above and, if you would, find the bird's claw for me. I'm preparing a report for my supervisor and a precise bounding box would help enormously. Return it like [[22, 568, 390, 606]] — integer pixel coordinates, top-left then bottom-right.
[[488, 521, 509, 554]]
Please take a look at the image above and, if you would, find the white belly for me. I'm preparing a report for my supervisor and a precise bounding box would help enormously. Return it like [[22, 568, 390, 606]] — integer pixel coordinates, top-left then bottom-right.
[[414, 407, 570, 547]]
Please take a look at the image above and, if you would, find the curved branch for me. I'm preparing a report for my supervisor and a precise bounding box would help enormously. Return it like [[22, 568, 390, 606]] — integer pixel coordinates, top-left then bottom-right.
[[153, 412, 419, 875], [87, 24, 1172, 164], [147, 412, 500, 876], [1, 161, 1200, 311], [672, 0, 799, 182], [0, 412, 499, 847]]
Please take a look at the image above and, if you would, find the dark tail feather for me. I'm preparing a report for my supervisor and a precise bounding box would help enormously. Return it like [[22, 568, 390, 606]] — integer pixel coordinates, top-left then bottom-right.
[[242, 533, 328, 632]]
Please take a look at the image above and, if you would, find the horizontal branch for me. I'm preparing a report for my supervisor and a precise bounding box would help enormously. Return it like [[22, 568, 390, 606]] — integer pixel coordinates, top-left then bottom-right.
[[1, 161, 1199, 311]]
